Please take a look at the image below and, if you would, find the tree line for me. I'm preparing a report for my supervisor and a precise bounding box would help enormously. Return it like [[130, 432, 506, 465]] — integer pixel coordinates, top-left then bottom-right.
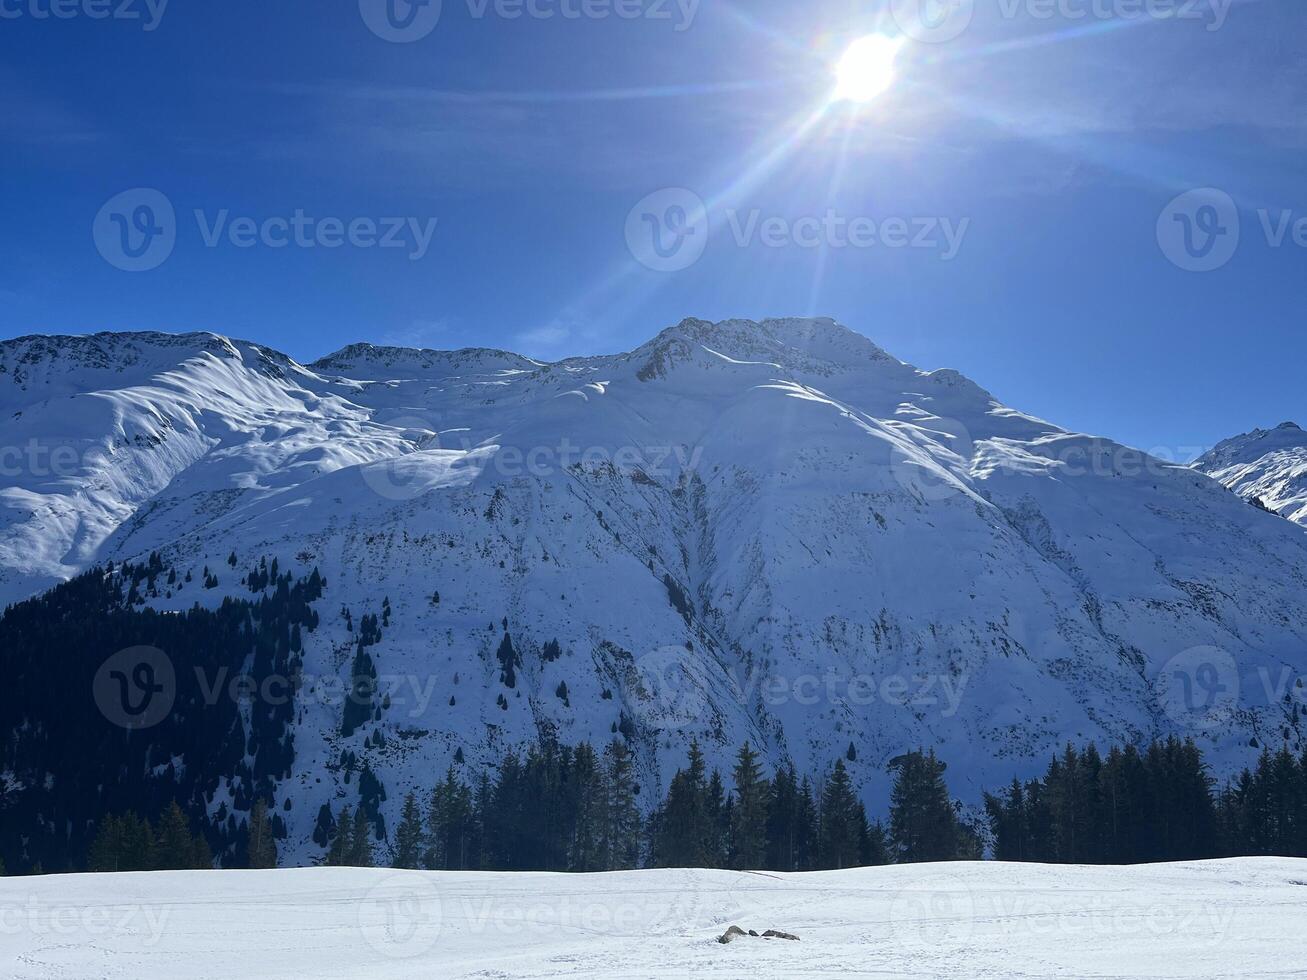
[[312, 736, 1307, 872], [986, 737, 1307, 863], [313, 740, 976, 872]]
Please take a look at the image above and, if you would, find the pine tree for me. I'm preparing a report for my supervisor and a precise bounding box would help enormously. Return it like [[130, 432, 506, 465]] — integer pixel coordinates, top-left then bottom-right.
[[326, 807, 354, 866], [650, 741, 715, 867], [156, 802, 197, 870], [817, 760, 862, 869], [889, 749, 960, 863], [730, 742, 769, 870], [247, 799, 278, 869], [862, 818, 890, 866], [604, 739, 641, 870], [350, 810, 374, 867], [88, 814, 126, 872], [393, 792, 424, 869], [765, 763, 799, 872]]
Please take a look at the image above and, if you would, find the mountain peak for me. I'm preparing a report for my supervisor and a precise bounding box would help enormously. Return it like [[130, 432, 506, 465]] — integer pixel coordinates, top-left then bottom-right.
[[629, 316, 900, 382]]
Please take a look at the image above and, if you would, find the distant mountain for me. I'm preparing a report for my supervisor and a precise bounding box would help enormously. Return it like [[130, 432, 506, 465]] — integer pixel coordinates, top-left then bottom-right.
[[1192, 422, 1307, 526], [4, 318, 1307, 867]]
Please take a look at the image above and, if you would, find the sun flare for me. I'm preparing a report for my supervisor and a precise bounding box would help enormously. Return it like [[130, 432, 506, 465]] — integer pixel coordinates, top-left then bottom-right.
[[832, 34, 905, 104]]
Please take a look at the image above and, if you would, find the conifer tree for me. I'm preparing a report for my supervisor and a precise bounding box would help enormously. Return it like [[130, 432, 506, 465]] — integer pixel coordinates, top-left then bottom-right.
[[350, 810, 375, 867], [730, 742, 769, 870], [247, 799, 278, 869], [155, 802, 196, 870], [889, 749, 960, 863], [393, 792, 424, 870], [604, 739, 641, 870], [817, 760, 862, 869], [326, 807, 354, 866]]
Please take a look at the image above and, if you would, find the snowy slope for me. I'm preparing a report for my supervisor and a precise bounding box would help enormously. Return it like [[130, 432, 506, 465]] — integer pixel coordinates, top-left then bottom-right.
[[5, 319, 1307, 864], [1, 859, 1302, 979], [1193, 422, 1307, 526]]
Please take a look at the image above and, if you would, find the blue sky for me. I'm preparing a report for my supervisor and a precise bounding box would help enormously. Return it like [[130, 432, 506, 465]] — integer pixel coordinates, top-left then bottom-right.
[[1, 0, 1303, 456]]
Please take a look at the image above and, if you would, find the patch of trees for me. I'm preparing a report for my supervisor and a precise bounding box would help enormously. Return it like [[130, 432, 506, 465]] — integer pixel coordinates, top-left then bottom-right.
[[87, 803, 212, 872], [0, 558, 324, 874], [986, 738, 1307, 863]]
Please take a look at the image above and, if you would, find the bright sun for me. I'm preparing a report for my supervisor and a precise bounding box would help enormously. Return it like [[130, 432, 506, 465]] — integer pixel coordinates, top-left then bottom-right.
[[832, 34, 905, 104]]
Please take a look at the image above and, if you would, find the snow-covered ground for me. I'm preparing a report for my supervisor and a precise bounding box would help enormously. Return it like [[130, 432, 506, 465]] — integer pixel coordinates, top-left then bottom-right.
[[1, 859, 1302, 978]]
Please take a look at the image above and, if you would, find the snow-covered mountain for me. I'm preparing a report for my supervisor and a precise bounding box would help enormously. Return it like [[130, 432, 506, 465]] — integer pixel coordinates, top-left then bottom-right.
[[4, 318, 1307, 863], [1192, 422, 1307, 526]]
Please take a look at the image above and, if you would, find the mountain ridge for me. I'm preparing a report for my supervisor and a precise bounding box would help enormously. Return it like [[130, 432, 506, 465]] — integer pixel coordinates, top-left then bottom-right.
[[1193, 421, 1307, 525], [2, 317, 1306, 865]]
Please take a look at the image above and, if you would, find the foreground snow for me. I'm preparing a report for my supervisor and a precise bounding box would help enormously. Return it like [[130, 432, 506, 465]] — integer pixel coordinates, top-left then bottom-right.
[[2, 859, 1303, 978]]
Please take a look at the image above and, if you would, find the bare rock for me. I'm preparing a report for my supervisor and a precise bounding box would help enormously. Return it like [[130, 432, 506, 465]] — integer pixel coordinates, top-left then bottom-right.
[[717, 925, 747, 944]]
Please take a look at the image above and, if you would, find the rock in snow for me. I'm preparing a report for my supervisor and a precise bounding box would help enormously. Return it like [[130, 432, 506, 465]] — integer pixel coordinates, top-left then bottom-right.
[[2, 318, 1307, 863]]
